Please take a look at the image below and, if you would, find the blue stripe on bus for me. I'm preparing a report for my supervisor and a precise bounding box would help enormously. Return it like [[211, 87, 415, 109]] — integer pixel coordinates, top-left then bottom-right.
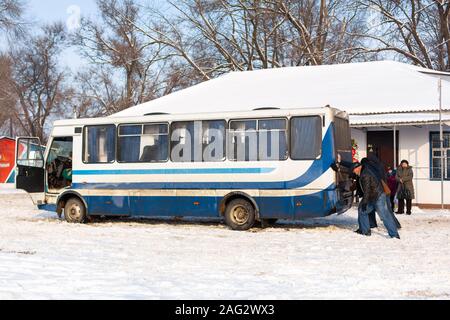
[[83, 187, 338, 219], [73, 167, 275, 176]]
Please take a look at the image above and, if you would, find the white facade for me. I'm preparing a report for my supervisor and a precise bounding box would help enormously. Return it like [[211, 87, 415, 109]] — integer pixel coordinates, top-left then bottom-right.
[[352, 125, 450, 207]]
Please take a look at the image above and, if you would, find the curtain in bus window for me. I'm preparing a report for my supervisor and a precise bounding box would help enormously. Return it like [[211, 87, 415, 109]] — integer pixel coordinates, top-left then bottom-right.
[[290, 117, 322, 160], [171, 121, 196, 162], [118, 125, 142, 162], [202, 120, 226, 162], [120, 136, 141, 162], [229, 120, 257, 161], [171, 121, 225, 162], [85, 125, 116, 163], [142, 124, 169, 162], [258, 119, 288, 161]]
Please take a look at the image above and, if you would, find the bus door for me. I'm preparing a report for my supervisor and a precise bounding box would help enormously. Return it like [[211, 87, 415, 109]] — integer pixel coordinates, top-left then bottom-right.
[[15, 137, 45, 204], [46, 137, 73, 193]]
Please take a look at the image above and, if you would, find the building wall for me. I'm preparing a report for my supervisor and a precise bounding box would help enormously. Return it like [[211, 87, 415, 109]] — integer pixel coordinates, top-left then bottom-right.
[[351, 125, 450, 207], [351, 128, 367, 160]]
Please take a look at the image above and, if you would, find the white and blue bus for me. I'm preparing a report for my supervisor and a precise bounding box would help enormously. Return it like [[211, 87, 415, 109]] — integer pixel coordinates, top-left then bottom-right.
[[15, 106, 353, 230]]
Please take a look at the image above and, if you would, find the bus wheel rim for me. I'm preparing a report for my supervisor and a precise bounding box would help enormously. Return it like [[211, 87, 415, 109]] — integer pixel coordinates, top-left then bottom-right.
[[231, 205, 249, 225], [68, 203, 82, 220]]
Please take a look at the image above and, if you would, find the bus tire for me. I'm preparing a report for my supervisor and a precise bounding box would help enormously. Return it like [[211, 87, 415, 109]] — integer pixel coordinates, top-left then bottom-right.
[[64, 197, 87, 224], [224, 198, 256, 231]]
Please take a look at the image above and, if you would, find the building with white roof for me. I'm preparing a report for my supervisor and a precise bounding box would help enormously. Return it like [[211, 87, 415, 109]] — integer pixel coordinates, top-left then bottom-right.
[[114, 61, 450, 208]]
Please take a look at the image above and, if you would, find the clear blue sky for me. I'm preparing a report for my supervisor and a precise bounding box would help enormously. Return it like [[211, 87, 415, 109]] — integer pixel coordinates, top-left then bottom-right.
[[1, 1, 170, 71], [25, 0, 99, 71], [28, 0, 98, 23], [24, 0, 167, 71]]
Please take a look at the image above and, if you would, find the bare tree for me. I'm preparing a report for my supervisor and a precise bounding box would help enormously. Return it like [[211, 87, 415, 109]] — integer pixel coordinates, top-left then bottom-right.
[[132, 0, 368, 82], [0, 0, 25, 37], [267, 0, 369, 65], [355, 0, 450, 71], [0, 54, 16, 135], [73, 0, 174, 113], [8, 23, 70, 142]]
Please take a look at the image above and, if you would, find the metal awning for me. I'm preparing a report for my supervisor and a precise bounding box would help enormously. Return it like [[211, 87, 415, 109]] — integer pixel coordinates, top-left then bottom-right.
[[350, 112, 450, 128]]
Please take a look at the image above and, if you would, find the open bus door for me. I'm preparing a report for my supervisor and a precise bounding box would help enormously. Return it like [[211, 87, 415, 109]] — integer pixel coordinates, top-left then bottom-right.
[[15, 137, 45, 205]]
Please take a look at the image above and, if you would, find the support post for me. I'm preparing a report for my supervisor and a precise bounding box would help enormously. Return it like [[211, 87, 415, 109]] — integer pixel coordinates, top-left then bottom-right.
[[393, 125, 397, 169], [439, 78, 444, 210]]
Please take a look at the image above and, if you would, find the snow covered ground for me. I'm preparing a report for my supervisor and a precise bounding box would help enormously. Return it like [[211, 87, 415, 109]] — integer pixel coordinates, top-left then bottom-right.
[[0, 189, 450, 300]]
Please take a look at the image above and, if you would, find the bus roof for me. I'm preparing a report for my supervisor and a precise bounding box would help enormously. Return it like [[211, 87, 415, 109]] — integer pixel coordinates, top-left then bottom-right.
[[53, 106, 342, 127]]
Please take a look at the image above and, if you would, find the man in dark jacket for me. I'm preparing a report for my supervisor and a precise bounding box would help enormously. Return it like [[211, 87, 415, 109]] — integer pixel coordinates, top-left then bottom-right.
[[352, 161, 400, 239], [333, 156, 400, 230], [353, 171, 378, 229], [362, 155, 402, 229]]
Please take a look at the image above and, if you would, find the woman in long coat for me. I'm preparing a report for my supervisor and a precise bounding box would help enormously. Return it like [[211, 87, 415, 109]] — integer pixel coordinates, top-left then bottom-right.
[[396, 160, 415, 215]]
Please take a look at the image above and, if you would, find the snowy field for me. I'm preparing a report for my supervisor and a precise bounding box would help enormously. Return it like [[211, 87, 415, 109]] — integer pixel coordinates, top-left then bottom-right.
[[1, 188, 450, 300]]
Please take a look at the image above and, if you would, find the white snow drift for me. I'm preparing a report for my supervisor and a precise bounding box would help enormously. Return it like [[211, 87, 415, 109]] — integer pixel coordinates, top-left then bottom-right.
[[0, 192, 449, 300]]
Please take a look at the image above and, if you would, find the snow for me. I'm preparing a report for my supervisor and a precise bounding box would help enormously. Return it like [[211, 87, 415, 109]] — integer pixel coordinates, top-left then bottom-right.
[[111, 61, 450, 118], [350, 113, 450, 126], [0, 184, 25, 194], [1, 192, 450, 300]]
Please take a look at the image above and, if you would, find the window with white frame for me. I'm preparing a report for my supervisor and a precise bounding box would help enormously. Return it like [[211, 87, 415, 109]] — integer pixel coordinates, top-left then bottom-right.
[[117, 123, 169, 163], [228, 118, 288, 162], [430, 132, 450, 180]]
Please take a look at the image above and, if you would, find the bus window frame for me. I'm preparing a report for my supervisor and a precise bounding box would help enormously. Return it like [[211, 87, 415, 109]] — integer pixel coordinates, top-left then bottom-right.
[[228, 117, 289, 162], [116, 122, 170, 164], [169, 119, 228, 163], [333, 116, 352, 157], [289, 115, 323, 161], [82, 124, 117, 165]]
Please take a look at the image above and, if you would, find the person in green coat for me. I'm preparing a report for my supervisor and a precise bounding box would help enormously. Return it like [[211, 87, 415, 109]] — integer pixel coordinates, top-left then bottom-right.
[[396, 160, 415, 215]]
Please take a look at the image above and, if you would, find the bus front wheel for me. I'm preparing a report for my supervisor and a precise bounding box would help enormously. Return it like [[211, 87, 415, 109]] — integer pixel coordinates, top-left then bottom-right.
[[224, 199, 256, 231], [64, 197, 87, 224]]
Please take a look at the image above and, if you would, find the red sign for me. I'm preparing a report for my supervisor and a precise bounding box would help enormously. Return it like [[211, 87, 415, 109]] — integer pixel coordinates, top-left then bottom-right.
[[0, 138, 16, 183]]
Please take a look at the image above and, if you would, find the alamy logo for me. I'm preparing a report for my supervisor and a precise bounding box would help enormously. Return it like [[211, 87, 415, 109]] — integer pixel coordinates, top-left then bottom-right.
[[170, 127, 284, 162], [66, 5, 81, 32]]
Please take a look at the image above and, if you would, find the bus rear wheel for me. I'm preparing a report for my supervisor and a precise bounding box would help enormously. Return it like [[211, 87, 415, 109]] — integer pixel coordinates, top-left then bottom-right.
[[224, 199, 256, 231], [64, 197, 87, 224]]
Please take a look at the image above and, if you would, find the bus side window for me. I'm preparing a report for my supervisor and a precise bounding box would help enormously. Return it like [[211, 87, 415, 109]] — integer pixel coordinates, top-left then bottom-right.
[[229, 120, 257, 162], [290, 116, 322, 160], [117, 123, 169, 163], [170, 120, 226, 163], [228, 118, 288, 162], [258, 119, 288, 161], [83, 125, 116, 163]]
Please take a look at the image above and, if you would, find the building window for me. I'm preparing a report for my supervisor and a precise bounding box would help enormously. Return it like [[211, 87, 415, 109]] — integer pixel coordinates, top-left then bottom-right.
[[290, 116, 322, 160], [170, 120, 226, 162], [430, 132, 450, 180], [117, 123, 169, 163], [83, 125, 116, 163], [228, 118, 288, 161]]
